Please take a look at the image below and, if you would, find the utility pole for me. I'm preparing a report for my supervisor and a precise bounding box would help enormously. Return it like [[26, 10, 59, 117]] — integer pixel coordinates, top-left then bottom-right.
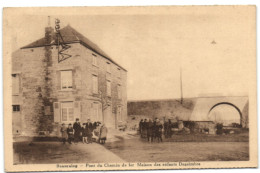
[[180, 67, 183, 104]]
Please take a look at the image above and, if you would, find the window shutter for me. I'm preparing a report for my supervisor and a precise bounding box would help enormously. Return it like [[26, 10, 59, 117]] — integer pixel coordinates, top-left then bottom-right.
[[56, 71, 61, 90], [72, 69, 76, 90], [74, 101, 81, 121], [53, 102, 60, 122]]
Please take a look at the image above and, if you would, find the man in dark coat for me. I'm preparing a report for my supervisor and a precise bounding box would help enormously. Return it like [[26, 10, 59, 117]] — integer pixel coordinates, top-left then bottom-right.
[[147, 119, 154, 142], [142, 119, 148, 138], [139, 119, 143, 135], [164, 120, 169, 138], [152, 118, 157, 142], [167, 119, 172, 138], [155, 119, 163, 142], [73, 118, 81, 144], [85, 119, 93, 143]]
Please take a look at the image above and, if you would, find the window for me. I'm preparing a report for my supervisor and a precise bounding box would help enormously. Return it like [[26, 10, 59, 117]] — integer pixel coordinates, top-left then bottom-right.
[[117, 68, 121, 78], [106, 62, 111, 73], [12, 74, 20, 95], [117, 84, 121, 99], [93, 102, 102, 122], [60, 70, 72, 90], [92, 75, 98, 94], [92, 54, 97, 66], [61, 102, 74, 122], [106, 80, 111, 96], [12, 105, 20, 112], [117, 106, 122, 121]]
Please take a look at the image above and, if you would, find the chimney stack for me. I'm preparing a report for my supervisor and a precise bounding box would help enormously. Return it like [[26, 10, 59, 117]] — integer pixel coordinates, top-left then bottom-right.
[[45, 16, 54, 45], [48, 16, 51, 27]]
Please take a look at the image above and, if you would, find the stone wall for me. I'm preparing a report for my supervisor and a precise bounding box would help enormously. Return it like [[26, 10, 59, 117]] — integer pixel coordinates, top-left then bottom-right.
[[127, 99, 196, 121]]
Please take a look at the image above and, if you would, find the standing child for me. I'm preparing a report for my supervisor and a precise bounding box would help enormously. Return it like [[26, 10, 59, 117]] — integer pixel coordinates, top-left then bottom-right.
[[67, 123, 74, 144], [60, 123, 67, 144], [82, 123, 88, 144], [99, 124, 108, 144]]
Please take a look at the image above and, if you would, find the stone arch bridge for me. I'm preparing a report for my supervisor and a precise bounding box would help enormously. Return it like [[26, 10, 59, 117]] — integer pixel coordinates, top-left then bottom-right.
[[189, 96, 249, 128]]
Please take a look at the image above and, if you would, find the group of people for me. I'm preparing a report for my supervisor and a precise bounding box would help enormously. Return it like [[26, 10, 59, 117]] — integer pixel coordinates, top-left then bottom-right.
[[139, 118, 173, 142], [139, 118, 164, 142], [60, 118, 108, 145]]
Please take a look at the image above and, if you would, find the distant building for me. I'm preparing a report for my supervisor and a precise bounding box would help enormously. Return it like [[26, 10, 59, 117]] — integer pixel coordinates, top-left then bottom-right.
[[12, 24, 127, 136]]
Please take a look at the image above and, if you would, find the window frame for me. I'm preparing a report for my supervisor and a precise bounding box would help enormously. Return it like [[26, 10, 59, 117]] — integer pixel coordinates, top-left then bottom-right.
[[92, 53, 98, 67], [92, 75, 98, 94], [60, 70, 73, 90], [12, 105, 20, 112], [106, 80, 111, 96], [106, 62, 111, 73], [60, 102, 74, 123], [117, 68, 121, 78], [117, 84, 121, 99], [12, 73, 20, 95], [92, 102, 101, 122], [117, 106, 122, 121]]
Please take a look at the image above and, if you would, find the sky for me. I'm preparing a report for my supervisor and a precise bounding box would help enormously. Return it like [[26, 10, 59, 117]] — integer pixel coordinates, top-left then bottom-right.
[[6, 6, 256, 100]]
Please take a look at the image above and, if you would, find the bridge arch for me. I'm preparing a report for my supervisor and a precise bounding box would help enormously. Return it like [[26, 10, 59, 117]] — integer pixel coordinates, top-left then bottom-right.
[[207, 102, 242, 125]]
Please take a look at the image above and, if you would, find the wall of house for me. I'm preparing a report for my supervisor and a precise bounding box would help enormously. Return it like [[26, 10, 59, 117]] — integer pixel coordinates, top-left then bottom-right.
[[12, 47, 51, 136], [12, 41, 127, 136]]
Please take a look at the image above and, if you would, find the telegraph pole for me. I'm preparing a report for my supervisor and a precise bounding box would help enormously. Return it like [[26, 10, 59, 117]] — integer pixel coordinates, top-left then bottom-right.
[[180, 67, 183, 104]]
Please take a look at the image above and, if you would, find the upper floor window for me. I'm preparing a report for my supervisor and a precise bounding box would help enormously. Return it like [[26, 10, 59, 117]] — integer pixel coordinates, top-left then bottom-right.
[[106, 62, 111, 73], [117, 68, 121, 78], [12, 74, 20, 95], [61, 70, 72, 90], [92, 54, 97, 66], [12, 105, 20, 112], [92, 75, 98, 94], [106, 80, 111, 96], [117, 84, 121, 99]]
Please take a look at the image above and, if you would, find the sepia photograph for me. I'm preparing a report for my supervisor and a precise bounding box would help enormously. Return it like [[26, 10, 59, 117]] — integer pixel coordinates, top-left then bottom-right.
[[3, 6, 257, 171]]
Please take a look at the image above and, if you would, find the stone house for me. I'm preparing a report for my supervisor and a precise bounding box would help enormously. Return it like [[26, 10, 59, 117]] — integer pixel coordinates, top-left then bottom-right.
[[12, 24, 127, 136]]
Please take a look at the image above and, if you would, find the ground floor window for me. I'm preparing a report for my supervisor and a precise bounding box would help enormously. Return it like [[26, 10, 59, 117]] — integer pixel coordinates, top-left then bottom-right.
[[117, 106, 122, 121], [92, 102, 102, 122], [12, 105, 20, 112], [61, 102, 74, 122]]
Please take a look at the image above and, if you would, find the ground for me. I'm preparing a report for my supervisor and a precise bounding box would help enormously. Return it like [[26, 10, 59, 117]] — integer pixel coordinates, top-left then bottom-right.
[[13, 142, 124, 164], [13, 132, 249, 164], [105, 138, 249, 162]]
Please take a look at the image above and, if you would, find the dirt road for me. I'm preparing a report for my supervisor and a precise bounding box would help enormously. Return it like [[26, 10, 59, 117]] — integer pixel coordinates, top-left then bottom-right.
[[105, 138, 249, 162], [13, 142, 124, 164], [13, 137, 249, 164]]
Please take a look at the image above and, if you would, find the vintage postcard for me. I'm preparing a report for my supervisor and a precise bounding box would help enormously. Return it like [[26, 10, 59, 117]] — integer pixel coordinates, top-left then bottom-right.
[[3, 6, 257, 171]]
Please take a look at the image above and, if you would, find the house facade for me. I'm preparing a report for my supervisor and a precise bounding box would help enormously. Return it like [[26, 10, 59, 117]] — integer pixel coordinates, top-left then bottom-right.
[[12, 25, 127, 136]]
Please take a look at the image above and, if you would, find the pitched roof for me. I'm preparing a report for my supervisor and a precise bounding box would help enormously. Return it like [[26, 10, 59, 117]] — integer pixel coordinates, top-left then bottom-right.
[[21, 25, 127, 71]]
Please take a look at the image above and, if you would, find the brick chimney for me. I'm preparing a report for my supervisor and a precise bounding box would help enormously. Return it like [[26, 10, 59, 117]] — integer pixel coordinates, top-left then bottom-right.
[[45, 16, 55, 45]]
